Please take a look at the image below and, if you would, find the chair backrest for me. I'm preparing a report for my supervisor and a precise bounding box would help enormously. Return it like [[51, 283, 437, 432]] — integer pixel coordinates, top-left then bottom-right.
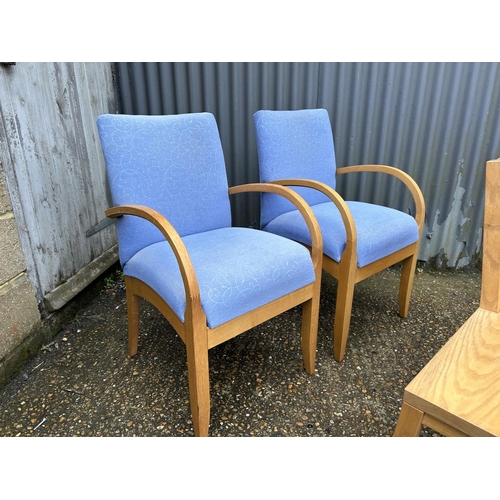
[[97, 112, 232, 265], [254, 108, 337, 227]]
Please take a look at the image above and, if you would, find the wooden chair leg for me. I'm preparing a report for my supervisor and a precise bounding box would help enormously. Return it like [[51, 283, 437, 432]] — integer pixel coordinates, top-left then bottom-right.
[[300, 293, 320, 375], [185, 326, 210, 437], [398, 250, 418, 318], [333, 276, 356, 362], [393, 402, 424, 436], [125, 277, 140, 357]]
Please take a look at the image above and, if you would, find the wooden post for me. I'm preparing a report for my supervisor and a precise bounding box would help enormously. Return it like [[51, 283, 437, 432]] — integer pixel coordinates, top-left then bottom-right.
[[480, 158, 500, 312]]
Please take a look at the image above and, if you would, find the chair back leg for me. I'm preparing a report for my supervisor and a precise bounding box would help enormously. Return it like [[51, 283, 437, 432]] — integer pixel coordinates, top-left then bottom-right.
[[125, 276, 140, 357], [399, 249, 419, 317]]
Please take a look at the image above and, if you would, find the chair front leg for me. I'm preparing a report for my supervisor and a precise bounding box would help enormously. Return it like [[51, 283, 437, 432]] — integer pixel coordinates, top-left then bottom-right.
[[300, 293, 320, 375], [185, 321, 210, 437], [334, 277, 356, 362], [333, 251, 358, 362]]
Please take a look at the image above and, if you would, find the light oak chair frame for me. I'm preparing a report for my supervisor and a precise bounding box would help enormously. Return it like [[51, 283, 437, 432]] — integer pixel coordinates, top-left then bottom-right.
[[270, 164, 425, 361], [106, 183, 323, 437], [394, 158, 500, 437]]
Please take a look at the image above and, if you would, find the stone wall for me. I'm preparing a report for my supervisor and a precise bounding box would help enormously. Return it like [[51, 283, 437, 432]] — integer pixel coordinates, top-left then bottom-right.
[[0, 161, 41, 381], [0, 62, 118, 386]]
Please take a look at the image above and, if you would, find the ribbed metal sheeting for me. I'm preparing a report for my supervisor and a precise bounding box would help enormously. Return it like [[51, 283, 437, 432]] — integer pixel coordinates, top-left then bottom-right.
[[113, 62, 500, 268]]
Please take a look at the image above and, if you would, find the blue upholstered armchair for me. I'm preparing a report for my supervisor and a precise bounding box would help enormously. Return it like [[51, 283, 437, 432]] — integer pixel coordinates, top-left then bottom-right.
[[97, 112, 322, 436], [254, 108, 425, 362]]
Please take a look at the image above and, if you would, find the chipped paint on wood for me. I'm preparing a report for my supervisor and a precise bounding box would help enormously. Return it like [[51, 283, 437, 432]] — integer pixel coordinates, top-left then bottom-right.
[[0, 62, 117, 305]]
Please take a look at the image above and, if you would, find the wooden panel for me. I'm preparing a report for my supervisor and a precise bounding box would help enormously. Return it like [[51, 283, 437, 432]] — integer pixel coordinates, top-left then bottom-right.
[[421, 414, 468, 437], [480, 158, 500, 312], [0, 63, 117, 305]]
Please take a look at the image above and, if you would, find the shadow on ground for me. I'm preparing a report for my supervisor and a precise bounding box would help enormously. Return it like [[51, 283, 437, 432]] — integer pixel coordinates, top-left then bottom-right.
[[0, 264, 481, 437]]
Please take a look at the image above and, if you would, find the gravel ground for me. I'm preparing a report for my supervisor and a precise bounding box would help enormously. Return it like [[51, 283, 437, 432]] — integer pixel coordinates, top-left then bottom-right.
[[0, 264, 482, 438]]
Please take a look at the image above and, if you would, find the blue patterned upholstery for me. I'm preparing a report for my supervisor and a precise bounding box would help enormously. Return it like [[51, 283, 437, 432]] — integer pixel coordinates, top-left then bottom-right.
[[254, 109, 419, 267], [124, 227, 314, 327], [97, 113, 315, 328], [255, 108, 336, 227], [97, 113, 232, 265], [264, 201, 418, 267]]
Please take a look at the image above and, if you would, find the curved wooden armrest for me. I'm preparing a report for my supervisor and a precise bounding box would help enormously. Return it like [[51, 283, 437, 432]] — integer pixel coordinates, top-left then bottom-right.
[[336, 164, 425, 235], [228, 183, 324, 271], [105, 204, 202, 313], [258, 179, 358, 254]]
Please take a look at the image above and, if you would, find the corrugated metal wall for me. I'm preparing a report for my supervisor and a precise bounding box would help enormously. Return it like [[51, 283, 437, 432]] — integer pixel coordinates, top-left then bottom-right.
[[113, 62, 500, 269]]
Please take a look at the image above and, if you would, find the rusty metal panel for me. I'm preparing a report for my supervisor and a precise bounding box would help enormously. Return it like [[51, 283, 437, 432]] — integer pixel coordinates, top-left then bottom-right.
[[113, 62, 500, 268], [0, 62, 117, 304]]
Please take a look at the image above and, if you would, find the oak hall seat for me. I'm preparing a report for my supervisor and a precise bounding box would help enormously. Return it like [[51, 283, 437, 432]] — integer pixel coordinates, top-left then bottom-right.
[[393, 158, 500, 437]]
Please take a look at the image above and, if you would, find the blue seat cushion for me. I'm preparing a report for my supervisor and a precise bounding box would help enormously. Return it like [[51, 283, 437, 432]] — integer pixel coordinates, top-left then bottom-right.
[[123, 227, 315, 328], [263, 201, 419, 268]]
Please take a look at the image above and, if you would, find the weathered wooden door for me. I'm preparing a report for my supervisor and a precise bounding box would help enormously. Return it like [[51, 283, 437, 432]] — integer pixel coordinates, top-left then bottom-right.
[[0, 62, 118, 311]]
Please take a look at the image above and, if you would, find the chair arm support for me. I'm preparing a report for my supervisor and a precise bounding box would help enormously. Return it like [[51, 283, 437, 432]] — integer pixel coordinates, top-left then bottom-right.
[[259, 179, 358, 255], [105, 204, 202, 316], [336, 165, 425, 236], [228, 183, 324, 273]]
